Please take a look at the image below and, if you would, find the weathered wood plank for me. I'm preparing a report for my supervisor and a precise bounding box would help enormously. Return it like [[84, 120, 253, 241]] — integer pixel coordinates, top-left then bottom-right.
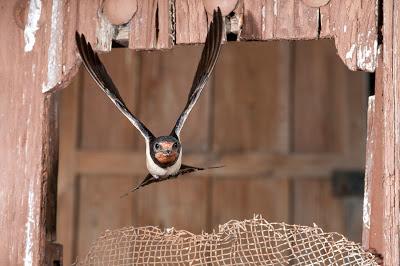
[[380, 0, 400, 263], [80, 49, 140, 150], [57, 76, 80, 266], [241, 0, 319, 40], [175, 0, 208, 44], [320, 0, 378, 72], [76, 175, 135, 260], [77, 151, 362, 177], [292, 39, 365, 242], [294, 40, 347, 153], [137, 46, 211, 151], [129, 0, 172, 49], [211, 178, 290, 227], [213, 42, 290, 153], [134, 176, 208, 233], [362, 95, 384, 254], [0, 2, 62, 264]]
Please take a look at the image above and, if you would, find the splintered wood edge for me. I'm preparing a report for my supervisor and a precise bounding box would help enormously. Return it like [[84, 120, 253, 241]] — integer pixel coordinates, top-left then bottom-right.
[[43, 0, 378, 93]]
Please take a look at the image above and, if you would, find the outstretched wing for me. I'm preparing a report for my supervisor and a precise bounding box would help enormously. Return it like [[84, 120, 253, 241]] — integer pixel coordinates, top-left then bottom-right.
[[75, 32, 154, 140], [170, 8, 223, 137], [121, 164, 223, 196]]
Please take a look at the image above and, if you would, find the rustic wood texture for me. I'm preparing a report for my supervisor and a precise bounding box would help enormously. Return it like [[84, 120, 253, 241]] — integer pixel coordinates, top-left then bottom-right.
[[175, 0, 208, 44], [320, 0, 378, 72], [80, 49, 140, 150], [362, 95, 384, 254], [380, 0, 400, 263], [57, 77, 80, 266], [58, 40, 368, 262], [292, 40, 366, 242], [241, 0, 319, 40], [129, 0, 172, 49], [26, 0, 378, 93], [137, 46, 211, 151], [0, 1, 68, 264], [213, 42, 290, 153], [211, 178, 290, 227]]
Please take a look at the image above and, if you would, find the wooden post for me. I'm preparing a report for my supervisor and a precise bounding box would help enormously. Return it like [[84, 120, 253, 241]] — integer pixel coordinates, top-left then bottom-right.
[[378, 0, 400, 264], [0, 1, 67, 265]]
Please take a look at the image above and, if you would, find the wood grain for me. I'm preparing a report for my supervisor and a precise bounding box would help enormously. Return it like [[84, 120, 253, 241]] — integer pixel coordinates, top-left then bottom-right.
[[134, 176, 209, 233], [80, 49, 140, 150], [241, 0, 319, 40], [294, 40, 347, 153], [137, 46, 211, 152], [292, 40, 365, 242], [213, 42, 290, 153], [211, 178, 290, 227], [362, 95, 384, 254], [77, 151, 362, 178], [129, 0, 172, 49], [57, 77, 80, 266], [380, 0, 400, 263], [76, 175, 135, 259], [175, 0, 208, 44], [320, 0, 378, 72]]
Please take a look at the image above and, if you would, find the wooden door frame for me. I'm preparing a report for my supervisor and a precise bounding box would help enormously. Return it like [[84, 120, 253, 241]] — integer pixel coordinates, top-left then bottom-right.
[[2, 0, 396, 264]]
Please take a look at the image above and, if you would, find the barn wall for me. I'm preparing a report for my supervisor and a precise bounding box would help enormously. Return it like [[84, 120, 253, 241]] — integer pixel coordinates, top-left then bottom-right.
[[57, 40, 368, 264]]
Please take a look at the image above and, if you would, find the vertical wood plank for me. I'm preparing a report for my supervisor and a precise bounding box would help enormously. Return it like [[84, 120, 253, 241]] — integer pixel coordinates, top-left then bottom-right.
[[134, 45, 212, 233], [138, 46, 211, 152], [320, 0, 378, 72], [80, 49, 140, 150], [76, 175, 135, 259], [175, 0, 208, 44], [0, 1, 70, 264], [213, 42, 290, 153], [362, 95, 384, 253], [134, 177, 208, 233], [381, 0, 400, 263], [292, 39, 365, 242], [57, 77, 80, 266], [293, 40, 347, 153], [241, 0, 319, 40], [129, 0, 172, 49], [211, 178, 290, 227]]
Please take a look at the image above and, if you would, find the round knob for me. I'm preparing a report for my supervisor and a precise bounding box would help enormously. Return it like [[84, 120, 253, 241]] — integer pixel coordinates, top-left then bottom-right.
[[103, 0, 138, 25], [302, 0, 330, 8], [203, 0, 238, 16]]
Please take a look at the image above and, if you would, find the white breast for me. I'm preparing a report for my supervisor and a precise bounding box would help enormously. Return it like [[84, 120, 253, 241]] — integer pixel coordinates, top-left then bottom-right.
[[145, 140, 182, 177]]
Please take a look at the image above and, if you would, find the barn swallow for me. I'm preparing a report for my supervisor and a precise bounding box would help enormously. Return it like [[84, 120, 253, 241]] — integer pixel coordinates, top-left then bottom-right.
[[75, 8, 223, 194]]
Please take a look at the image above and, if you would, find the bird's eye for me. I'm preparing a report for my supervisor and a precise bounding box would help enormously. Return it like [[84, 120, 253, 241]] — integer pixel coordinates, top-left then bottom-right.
[[154, 143, 160, 150], [173, 143, 178, 149]]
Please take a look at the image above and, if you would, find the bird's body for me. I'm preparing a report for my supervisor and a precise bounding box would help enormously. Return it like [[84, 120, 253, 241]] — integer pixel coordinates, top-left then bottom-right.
[[75, 8, 223, 194]]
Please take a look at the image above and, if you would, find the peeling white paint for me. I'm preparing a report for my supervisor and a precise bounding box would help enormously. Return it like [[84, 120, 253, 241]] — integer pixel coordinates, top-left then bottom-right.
[[273, 0, 278, 16], [345, 44, 356, 60], [24, 0, 42, 52], [357, 40, 378, 72], [23, 189, 35, 266], [363, 187, 371, 229], [261, 5, 266, 33], [42, 0, 62, 93]]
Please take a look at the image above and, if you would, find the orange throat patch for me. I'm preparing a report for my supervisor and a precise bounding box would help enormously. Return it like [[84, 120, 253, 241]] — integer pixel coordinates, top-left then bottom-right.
[[155, 152, 178, 164]]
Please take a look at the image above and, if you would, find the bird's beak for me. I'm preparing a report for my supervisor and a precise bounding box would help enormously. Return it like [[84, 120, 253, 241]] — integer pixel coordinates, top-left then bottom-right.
[[163, 149, 172, 156]]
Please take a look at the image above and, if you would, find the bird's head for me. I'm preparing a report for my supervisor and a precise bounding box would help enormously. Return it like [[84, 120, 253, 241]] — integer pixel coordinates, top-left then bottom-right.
[[150, 136, 181, 166]]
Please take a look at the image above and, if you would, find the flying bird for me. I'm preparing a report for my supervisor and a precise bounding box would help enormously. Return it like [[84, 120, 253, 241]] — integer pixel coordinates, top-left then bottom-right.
[[75, 8, 223, 194]]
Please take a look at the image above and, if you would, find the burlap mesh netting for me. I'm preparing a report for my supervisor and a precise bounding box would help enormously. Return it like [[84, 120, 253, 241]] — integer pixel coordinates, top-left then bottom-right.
[[77, 215, 378, 265]]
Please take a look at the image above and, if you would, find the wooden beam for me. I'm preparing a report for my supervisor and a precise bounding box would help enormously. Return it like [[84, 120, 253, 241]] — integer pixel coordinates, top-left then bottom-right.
[[362, 95, 384, 255], [0, 2, 61, 264], [380, 0, 400, 264], [76, 151, 363, 177]]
